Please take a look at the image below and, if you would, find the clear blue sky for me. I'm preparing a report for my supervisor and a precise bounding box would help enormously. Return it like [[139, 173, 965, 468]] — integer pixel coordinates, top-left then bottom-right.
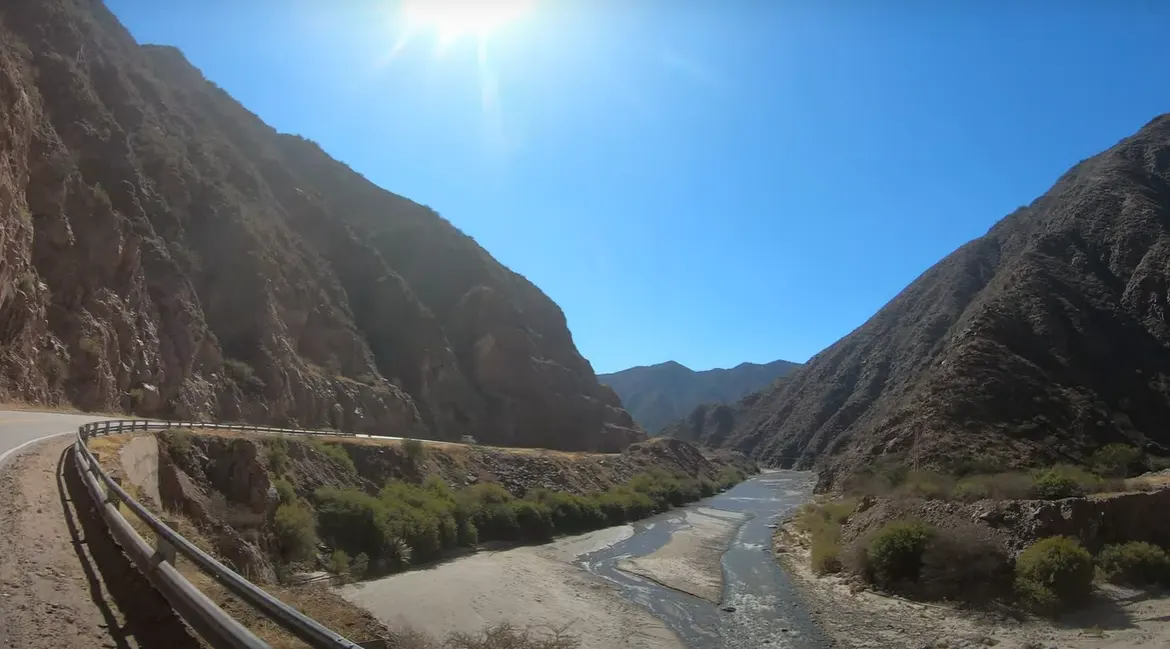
[[105, 0, 1170, 374]]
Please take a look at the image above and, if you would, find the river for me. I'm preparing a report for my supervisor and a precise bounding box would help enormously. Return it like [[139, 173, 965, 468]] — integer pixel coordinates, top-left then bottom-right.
[[577, 470, 831, 648], [340, 470, 830, 649]]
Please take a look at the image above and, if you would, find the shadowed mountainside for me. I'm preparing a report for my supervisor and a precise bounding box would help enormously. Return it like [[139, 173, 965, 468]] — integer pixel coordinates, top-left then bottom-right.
[[667, 114, 1170, 486], [0, 0, 643, 451], [600, 359, 798, 433]]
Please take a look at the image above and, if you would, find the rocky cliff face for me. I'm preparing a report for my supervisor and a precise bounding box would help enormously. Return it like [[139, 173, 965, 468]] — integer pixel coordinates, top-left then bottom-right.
[[670, 114, 1170, 483], [0, 0, 643, 451]]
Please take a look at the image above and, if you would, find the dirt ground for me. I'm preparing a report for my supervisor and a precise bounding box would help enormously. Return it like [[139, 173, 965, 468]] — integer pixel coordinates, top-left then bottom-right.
[[775, 520, 1170, 649], [618, 507, 746, 603], [0, 437, 201, 649], [338, 526, 686, 649]]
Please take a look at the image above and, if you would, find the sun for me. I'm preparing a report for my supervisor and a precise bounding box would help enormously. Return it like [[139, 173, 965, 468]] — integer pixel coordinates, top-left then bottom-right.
[[400, 0, 536, 47]]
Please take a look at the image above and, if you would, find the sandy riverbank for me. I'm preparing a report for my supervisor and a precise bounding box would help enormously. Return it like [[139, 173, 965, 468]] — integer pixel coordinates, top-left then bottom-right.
[[338, 526, 686, 649], [774, 520, 1170, 649], [618, 507, 747, 603]]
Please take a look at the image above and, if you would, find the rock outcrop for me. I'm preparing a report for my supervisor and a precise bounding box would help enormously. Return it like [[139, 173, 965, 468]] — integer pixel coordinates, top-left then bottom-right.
[[0, 0, 642, 451], [669, 114, 1170, 483]]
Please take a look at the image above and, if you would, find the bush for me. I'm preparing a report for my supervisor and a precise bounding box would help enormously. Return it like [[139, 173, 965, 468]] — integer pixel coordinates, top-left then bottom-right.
[[274, 502, 318, 562], [297, 467, 730, 573], [1096, 542, 1170, 587], [952, 472, 1036, 502], [915, 526, 1013, 603], [328, 549, 351, 575], [272, 477, 297, 505], [266, 438, 290, 475], [810, 534, 844, 575], [1014, 536, 1094, 613], [1031, 464, 1101, 499], [308, 438, 357, 475], [313, 487, 385, 560], [863, 520, 937, 589], [1091, 444, 1144, 478], [402, 438, 426, 463]]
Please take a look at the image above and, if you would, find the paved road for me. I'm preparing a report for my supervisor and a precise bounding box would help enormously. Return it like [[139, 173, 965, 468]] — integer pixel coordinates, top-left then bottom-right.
[[0, 410, 108, 468]]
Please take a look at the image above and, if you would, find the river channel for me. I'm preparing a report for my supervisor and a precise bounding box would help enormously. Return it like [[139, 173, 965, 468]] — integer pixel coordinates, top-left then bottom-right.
[[578, 470, 832, 648], [341, 470, 831, 649]]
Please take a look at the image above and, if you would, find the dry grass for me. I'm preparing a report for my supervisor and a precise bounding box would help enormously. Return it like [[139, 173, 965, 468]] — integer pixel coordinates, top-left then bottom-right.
[[1125, 474, 1170, 491]]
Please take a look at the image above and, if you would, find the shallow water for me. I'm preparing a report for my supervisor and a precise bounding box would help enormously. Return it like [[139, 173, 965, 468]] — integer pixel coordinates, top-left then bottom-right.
[[576, 471, 832, 649]]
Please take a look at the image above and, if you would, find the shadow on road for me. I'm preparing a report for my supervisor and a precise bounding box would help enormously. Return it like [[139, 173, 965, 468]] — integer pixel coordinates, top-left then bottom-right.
[[57, 446, 203, 649]]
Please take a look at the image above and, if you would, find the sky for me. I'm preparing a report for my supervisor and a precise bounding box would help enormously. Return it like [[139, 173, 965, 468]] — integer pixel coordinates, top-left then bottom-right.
[[104, 0, 1170, 374]]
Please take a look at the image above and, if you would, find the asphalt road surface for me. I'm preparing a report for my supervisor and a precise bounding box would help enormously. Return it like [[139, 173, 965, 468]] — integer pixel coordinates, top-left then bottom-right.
[[0, 410, 109, 468]]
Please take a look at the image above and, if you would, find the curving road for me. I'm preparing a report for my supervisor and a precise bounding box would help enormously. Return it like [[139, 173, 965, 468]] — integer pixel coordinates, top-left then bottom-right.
[[0, 410, 108, 468]]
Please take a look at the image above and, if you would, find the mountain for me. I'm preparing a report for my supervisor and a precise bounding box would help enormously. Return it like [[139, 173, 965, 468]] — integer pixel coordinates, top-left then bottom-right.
[[0, 0, 643, 451], [599, 359, 799, 433], [667, 114, 1170, 486]]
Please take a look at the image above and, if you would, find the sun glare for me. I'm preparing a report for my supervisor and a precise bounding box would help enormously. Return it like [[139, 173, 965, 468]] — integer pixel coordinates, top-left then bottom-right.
[[400, 0, 535, 46]]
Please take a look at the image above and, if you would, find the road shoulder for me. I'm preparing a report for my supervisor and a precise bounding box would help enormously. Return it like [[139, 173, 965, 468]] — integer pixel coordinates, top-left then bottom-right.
[[0, 437, 201, 649]]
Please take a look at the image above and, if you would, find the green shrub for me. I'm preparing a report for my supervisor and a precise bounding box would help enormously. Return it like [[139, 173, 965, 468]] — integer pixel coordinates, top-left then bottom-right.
[[1014, 536, 1094, 613], [1090, 444, 1144, 478], [1096, 542, 1170, 587], [328, 549, 351, 575], [274, 502, 318, 562], [298, 467, 734, 573], [794, 500, 856, 576], [272, 477, 297, 505], [526, 489, 607, 533], [313, 487, 385, 559], [308, 438, 357, 475], [864, 520, 937, 589], [267, 438, 290, 475], [810, 534, 843, 575], [952, 472, 1036, 501], [1031, 465, 1100, 499], [402, 438, 426, 463]]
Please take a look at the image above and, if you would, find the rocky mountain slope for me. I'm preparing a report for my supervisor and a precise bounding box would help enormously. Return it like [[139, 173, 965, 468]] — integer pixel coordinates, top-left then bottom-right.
[[0, 0, 642, 451], [669, 114, 1170, 485], [599, 359, 798, 433]]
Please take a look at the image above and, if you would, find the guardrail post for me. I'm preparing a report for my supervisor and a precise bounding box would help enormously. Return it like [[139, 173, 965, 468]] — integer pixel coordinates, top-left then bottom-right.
[[156, 517, 178, 565]]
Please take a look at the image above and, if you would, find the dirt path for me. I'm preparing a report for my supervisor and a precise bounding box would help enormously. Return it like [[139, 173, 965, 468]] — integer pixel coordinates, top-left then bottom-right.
[[0, 437, 202, 649]]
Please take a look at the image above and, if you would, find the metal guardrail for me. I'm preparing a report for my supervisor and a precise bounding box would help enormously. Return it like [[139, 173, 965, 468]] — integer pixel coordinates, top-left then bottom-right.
[[73, 419, 382, 649]]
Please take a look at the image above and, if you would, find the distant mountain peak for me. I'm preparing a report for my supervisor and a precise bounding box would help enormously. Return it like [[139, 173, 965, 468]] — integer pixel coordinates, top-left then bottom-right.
[[598, 359, 800, 433]]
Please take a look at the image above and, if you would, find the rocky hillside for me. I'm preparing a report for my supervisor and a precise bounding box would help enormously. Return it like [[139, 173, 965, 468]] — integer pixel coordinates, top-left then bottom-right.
[[0, 0, 642, 451], [671, 114, 1170, 486], [599, 359, 799, 433]]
